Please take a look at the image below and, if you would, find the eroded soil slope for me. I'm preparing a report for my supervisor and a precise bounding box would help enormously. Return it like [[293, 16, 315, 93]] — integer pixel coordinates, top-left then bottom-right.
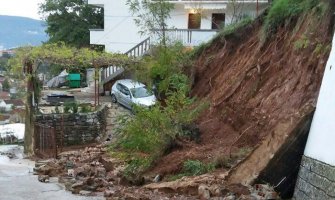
[[151, 4, 334, 179]]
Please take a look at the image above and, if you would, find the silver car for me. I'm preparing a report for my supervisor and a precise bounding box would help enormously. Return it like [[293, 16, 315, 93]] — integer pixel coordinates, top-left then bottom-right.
[[110, 79, 157, 109]]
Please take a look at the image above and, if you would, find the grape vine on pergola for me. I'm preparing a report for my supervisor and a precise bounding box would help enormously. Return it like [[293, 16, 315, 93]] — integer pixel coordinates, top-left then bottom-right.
[[10, 43, 136, 106]]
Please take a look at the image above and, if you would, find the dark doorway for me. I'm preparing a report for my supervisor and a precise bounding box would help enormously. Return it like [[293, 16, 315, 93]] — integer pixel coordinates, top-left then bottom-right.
[[212, 13, 225, 29], [188, 13, 201, 29]]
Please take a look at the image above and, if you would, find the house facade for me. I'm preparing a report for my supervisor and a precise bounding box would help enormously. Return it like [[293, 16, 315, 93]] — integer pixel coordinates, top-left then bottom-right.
[[88, 0, 269, 54]]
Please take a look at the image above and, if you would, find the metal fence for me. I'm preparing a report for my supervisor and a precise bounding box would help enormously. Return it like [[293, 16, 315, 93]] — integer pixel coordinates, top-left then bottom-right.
[[34, 123, 58, 158]]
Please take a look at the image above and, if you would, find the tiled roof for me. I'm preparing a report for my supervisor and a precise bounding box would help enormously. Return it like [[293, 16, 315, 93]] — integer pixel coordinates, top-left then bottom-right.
[[3, 99, 25, 106]]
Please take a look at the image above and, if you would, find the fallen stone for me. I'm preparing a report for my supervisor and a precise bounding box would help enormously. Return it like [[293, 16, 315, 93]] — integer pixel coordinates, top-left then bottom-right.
[[198, 184, 211, 200], [34, 165, 52, 175], [95, 166, 107, 178], [71, 181, 85, 189], [223, 195, 236, 200], [38, 175, 50, 183], [79, 190, 92, 196], [153, 175, 161, 183], [104, 190, 115, 197]]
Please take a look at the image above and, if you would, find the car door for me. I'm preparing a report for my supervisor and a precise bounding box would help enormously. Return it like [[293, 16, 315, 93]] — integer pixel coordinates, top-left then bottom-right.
[[122, 87, 133, 108], [115, 83, 124, 104], [118, 84, 131, 108]]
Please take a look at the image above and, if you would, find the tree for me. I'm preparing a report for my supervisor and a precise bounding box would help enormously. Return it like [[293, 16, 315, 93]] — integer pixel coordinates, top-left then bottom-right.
[[2, 78, 10, 92], [229, 0, 246, 24], [39, 0, 104, 47], [127, 0, 174, 46]]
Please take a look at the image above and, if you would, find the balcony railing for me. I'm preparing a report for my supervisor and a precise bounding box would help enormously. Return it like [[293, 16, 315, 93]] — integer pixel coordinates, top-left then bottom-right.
[[152, 29, 219, 46]]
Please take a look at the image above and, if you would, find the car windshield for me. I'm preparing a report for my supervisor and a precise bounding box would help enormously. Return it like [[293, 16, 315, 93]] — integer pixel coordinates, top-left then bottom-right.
[[130, 87, 153, 98]]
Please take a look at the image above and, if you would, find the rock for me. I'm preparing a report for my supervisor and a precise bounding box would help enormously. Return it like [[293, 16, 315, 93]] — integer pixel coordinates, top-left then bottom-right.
[[38, 175, 50, 183], [79, 190, 92, 196], [68, 169, 75, 177], [210, 184, 223, 197], [95, 166, 107, 178], [153, 175, 161, 183], [71, 181, 84, 189], [227, 183, 250, 196], [104, 190, 115, 197], [198, 184, 211, 200], [264, 191, 278, 199], [75, 164, 91, 177], [223, 195, 236, 200], [34, 165, 52, 175], [94, 178, 110, 188]]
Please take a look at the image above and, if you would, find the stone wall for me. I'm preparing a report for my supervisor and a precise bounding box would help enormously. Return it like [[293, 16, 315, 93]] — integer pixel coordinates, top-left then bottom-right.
[[294, 156, 335, 200], [34, 106, 107, 146]]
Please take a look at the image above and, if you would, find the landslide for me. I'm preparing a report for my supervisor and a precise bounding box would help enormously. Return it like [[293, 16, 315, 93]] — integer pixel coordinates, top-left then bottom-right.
[[150, 0, 334, 181]]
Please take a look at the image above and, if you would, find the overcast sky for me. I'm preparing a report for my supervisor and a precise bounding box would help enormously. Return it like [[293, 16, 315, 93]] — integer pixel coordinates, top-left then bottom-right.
[[0, 0, 44, 20]]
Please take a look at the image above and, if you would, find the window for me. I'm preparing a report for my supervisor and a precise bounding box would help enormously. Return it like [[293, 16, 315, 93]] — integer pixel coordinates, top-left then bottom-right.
[[212, 13, 225, 29], [188, 13, 201, 29], [117, 83, 130, 95]]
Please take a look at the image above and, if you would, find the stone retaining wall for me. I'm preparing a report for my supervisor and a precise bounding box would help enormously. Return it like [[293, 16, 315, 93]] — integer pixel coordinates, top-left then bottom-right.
[[294, 156, 335, 199], [34, 106, 107, 146]]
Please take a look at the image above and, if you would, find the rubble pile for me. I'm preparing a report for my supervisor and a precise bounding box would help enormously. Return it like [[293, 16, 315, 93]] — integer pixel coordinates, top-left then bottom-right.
[[0, 151, 17, 159], [33, 144, 279, 199], [197, 183, 279, 200]]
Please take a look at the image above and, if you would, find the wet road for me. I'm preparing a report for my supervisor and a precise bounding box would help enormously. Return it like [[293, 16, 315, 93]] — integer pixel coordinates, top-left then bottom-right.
[[0, 145, 104, 200]]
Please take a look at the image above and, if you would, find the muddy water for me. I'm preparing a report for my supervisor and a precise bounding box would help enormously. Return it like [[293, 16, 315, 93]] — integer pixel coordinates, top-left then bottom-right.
[[0, 145, 104, 200]]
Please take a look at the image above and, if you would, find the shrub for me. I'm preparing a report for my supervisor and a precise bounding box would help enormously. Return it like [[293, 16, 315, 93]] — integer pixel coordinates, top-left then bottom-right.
[[63, 102, 79, 113], [294, 34, 310, 50], [80, 104, 92, 113], [182, 160, 215, 176]]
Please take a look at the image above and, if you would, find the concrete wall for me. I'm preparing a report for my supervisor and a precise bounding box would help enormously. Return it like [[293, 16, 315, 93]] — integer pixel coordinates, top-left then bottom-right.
[[294, 32, 335, 199], [34, 106, 107, 146], [89, 0, 268, 53]]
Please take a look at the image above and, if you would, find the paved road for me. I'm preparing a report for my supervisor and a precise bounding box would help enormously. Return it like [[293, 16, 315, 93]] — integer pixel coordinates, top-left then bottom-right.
[[0, 145, 104, 200]]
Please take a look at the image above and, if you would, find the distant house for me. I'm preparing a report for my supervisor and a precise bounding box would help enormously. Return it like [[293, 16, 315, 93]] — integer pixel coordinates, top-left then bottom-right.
[[0, 115, 10, 125], [0, 99, 24, 112], [0, 91, 10, 100], [10, 108, 25, 123], [4, 99, 25, 109]]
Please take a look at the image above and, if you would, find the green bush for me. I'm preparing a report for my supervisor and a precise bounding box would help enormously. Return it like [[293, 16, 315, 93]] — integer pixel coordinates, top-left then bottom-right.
[[80, 104, 92, 113], [182, 160, 215, 176], [294, 34, 310, 50], [63, 102, 79, 113], [117, 105, 175, 153], [131, 42, 193, 96]]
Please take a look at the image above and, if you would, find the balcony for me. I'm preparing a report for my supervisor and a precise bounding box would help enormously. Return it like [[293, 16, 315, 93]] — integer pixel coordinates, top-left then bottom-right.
[[152, 29, 219, 46]]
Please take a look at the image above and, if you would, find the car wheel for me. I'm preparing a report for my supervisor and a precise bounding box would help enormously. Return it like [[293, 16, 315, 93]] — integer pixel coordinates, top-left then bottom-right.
[[111, 94, 117, 103]]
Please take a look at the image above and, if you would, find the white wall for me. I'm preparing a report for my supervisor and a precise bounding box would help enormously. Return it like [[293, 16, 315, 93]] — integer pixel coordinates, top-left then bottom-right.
[[90, 0, 146, 53], [304, 32, 335, 165]]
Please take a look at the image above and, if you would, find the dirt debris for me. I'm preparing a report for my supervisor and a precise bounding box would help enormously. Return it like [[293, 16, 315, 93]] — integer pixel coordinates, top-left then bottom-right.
[[33, 143, 279, 199]]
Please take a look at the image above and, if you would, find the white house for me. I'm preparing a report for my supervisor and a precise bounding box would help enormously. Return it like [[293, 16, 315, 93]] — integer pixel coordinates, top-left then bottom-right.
[[0, 99, 24, 112], [88, 0, 269, 54]]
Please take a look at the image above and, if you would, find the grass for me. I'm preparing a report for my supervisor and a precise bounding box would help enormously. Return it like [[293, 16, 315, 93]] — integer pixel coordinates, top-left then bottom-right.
[[167, 159, 215, 181], [262, 0, 322, 39]]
